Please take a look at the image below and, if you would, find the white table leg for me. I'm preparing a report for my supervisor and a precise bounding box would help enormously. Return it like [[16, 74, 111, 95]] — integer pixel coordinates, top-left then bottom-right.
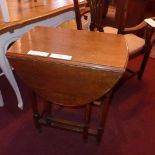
[[0, 0, 10, 22], [0, 48, 23, 109], [0, 90, 4, 107]]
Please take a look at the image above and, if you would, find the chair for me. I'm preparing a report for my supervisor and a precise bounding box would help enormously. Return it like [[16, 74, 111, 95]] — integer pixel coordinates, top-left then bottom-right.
[[71, 0, 155, 80], [121, 20, 155, 80], [56, 0, 155, 141]]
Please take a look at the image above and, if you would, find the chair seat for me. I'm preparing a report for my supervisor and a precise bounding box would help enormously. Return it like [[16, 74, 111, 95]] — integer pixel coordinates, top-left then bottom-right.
[[103, 26, 118, 34], [124, 34, 145, 55], [103, 27, 145, 55], [58, 13, 91, 30]]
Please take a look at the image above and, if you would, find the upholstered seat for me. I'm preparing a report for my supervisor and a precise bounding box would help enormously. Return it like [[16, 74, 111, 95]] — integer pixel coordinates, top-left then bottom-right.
[[124, 34, 145, 55], [103, 27, 145, 55], [103, 26, 118, 34]]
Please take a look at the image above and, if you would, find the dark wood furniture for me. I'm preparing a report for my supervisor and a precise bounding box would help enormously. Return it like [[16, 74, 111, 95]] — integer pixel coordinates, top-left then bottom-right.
[[147, 0, 155, 15], [0, 0, 78, 34], [81, 0, 155, 29], [73, 0, 155, 80], [124, 21, 155, 80], [114, 0, 148, 27], [18, 0, 37, 2], [73, 0, 88, 30], [6, 26, 128, 142], [109, 0, 155, 28]]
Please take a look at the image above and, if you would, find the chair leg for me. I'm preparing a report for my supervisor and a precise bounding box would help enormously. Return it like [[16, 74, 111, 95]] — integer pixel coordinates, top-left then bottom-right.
[[33, 113, 41, 132], [137, 48, 151, 80], [31, 92, 41, 132], [46, 102, 54, 125], [90, 23, 96, 31], [83, 103, 92, 140], [97, 92, 112, 142], [44, 101, 52, 115]]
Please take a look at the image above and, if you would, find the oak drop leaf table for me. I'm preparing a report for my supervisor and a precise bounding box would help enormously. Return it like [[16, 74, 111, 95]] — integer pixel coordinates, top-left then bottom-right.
[[6, 27, 128, 142]]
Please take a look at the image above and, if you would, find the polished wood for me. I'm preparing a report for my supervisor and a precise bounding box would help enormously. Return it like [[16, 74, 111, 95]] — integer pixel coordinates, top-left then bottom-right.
[[113, 0, 155, 27], [6, 27, 128, 141], [0, 0, 154, 34], [73, 0, 111, 31], [114, 0, 147, 27], [0, 0, 85, 34], [147, 0, 155, 15], [73, 0, 153, 30], [88, 0, 110, 31], [73, 0, 148, 31]]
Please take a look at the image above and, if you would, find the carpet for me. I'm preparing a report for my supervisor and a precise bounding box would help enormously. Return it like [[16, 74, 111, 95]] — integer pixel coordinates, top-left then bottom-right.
[[0, 57, 155, 155]]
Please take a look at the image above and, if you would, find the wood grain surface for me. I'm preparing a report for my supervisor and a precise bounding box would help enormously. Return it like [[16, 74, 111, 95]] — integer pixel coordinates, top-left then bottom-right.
[[0, 0, 84, 34]]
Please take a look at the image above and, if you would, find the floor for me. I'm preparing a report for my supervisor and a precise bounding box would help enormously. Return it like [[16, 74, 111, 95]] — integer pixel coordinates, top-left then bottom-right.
[[0, 56, 155, 155]]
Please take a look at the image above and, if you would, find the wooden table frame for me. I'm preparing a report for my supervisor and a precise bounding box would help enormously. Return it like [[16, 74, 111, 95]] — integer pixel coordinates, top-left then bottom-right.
[[7, 27, 128, 141]]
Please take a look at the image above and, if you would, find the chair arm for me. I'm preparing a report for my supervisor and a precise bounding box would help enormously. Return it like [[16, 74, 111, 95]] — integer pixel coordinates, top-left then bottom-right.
[[123, 17, 155, 36], [123, 21, 147, 34], [151, 32, 155, 43]]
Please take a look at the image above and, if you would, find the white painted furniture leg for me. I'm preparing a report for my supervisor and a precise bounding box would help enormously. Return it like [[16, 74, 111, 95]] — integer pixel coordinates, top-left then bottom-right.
[[0, 90, 4, 107], [0, 0, 10, 22], [0, 71, 4, 107], [0, 48, 23, 109]]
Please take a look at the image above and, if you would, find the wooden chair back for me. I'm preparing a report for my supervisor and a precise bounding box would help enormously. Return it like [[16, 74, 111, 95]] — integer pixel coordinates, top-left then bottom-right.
[[73, 0, 127, 32], [88, 0, 110, 31]]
